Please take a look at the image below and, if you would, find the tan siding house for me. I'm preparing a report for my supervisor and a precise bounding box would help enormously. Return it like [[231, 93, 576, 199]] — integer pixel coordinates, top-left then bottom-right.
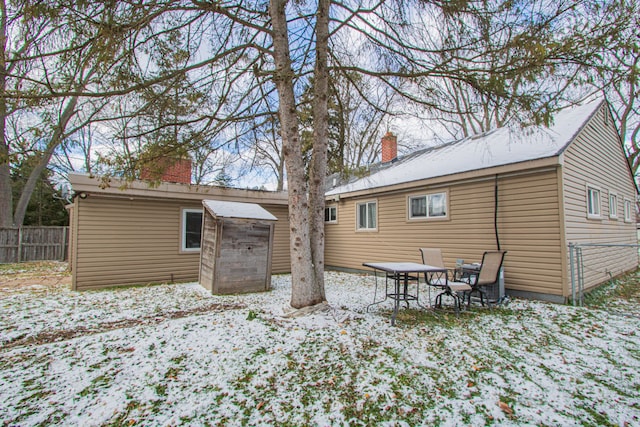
[[561, 106, 638, 290], [68, 174, 290, 291], [325, 100, 638, 302]]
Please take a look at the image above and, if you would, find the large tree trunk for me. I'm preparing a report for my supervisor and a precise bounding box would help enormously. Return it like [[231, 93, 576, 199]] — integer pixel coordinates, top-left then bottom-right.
[[269, 0, 325, 308], [0, 108, 10, 227], [308, 0, 330, 300], [0, 126, 10, 228], [0, 0, 12, 227]]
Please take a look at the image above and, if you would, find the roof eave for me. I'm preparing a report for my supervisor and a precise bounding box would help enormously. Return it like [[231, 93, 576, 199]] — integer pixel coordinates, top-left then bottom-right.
[[68, 173, 289, 205]]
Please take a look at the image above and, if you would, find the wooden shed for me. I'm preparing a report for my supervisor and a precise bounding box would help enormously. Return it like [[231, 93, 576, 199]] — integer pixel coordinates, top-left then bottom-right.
[[199, 199, 277, 294]]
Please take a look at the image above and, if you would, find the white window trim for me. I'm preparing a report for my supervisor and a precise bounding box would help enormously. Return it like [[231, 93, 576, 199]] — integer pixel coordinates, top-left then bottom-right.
[[356, 200, 378, 232], [407, 191, 449, 221], [609, 192, 618, 219], [325, 205, 338, 224], [181, 208, 203, 253], [586, 185, 601, 219], [624, 198, 634, 223]]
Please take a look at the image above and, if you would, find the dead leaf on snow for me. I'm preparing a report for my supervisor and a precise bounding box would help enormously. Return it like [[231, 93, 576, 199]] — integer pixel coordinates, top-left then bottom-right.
[[498, 401, 514, 415]]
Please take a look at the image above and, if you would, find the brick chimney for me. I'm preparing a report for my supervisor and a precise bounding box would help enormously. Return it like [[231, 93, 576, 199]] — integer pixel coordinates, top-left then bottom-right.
[[381, 131, 397, 163], [141, 157, 192, 184]]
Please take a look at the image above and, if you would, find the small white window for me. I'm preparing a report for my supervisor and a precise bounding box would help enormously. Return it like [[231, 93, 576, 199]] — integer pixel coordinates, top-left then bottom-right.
[[356, 201, 377, 230], [409, 192, 447, 219], [325, 206, 337, 223], [181, 208, 203, 252], [624, 199, 634, 222], [586, 186, 601, 218], [609, 193, 618, 219]]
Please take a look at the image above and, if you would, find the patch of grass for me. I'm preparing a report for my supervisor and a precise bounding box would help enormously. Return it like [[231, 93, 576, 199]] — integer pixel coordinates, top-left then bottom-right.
[[0, 261, 67, 275], [105, 398, 142, 427], [575, 401, 617, 427], [582, 372, 637, 399], [22, 378, 36, 388], [35, 411, 68, 426], [584, 269, 640, 306], [170, 354, 187, 365], [393, 307, 476, 328], [19, 388, 52, 403], [154, 383, 167, 397], [78, 374, 114, 397], [164, 366, 181, 380]]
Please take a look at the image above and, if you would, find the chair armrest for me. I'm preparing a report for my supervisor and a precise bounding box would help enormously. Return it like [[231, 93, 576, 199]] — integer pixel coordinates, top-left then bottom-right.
[[424, 270, 449, 287]]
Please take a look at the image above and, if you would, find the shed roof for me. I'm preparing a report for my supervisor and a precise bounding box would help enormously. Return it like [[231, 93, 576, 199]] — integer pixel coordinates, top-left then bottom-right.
[[203, 200, 278, 221], [326, 99, 603, 196]]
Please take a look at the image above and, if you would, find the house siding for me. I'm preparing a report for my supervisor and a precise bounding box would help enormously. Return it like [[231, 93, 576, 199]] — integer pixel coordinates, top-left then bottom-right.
[[326, 168, 565, 296], [561, 104, 639, 291], [72, 196, 290, 291]]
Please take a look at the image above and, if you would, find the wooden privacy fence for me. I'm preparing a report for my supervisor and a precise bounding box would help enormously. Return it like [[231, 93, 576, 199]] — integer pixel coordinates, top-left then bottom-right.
[[0, 227, 69, 263]]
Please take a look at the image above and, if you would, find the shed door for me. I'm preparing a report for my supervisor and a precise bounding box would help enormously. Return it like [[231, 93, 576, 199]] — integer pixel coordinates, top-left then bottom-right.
[[214, 221, 271, 293]]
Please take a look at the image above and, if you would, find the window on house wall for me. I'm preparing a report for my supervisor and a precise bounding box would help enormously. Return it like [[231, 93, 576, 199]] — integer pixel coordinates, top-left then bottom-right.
[[181, 208, 203, 251], [609, 193, 618, 219], [409, 192, 447, 219], [586, 186, 601, 218], [624, 199, 633, 222], [356, 201, 377, 230], [325, 205, 337, 223]]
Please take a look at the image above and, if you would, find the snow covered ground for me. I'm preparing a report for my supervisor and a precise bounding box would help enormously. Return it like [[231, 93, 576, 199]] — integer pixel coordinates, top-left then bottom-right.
[[1, 268, 639, 426]]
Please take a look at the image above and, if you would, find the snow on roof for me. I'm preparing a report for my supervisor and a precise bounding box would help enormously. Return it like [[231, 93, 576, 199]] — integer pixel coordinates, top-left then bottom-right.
[[327, 99, 603, 196], [203, 200, 277, 221]]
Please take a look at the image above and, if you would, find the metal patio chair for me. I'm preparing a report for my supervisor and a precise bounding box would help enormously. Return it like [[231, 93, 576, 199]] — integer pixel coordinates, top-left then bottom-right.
[[419, 248, 452, 307], [462, 250, 507, 308]]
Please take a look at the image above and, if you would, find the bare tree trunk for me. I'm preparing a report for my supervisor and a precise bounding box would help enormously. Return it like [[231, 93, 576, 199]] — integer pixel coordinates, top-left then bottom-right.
[[0, 0, 12, 227], [13, 94, 79, 226], [308, 0, 330, 300], [276, 154, 285, 192], [0, 128, 10, 228], [270, 119, 286, 192], [270, 0, 324, 308]]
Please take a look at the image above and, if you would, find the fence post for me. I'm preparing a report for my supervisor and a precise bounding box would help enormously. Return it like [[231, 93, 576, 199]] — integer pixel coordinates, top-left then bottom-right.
[[60, 227, 67, 261], [17, 227, 22, 263], [577, 247, 584, 307]]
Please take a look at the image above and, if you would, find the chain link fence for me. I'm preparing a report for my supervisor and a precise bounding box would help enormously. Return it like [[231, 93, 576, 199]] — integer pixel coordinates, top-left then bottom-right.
[[568, 243, 639, 306]]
